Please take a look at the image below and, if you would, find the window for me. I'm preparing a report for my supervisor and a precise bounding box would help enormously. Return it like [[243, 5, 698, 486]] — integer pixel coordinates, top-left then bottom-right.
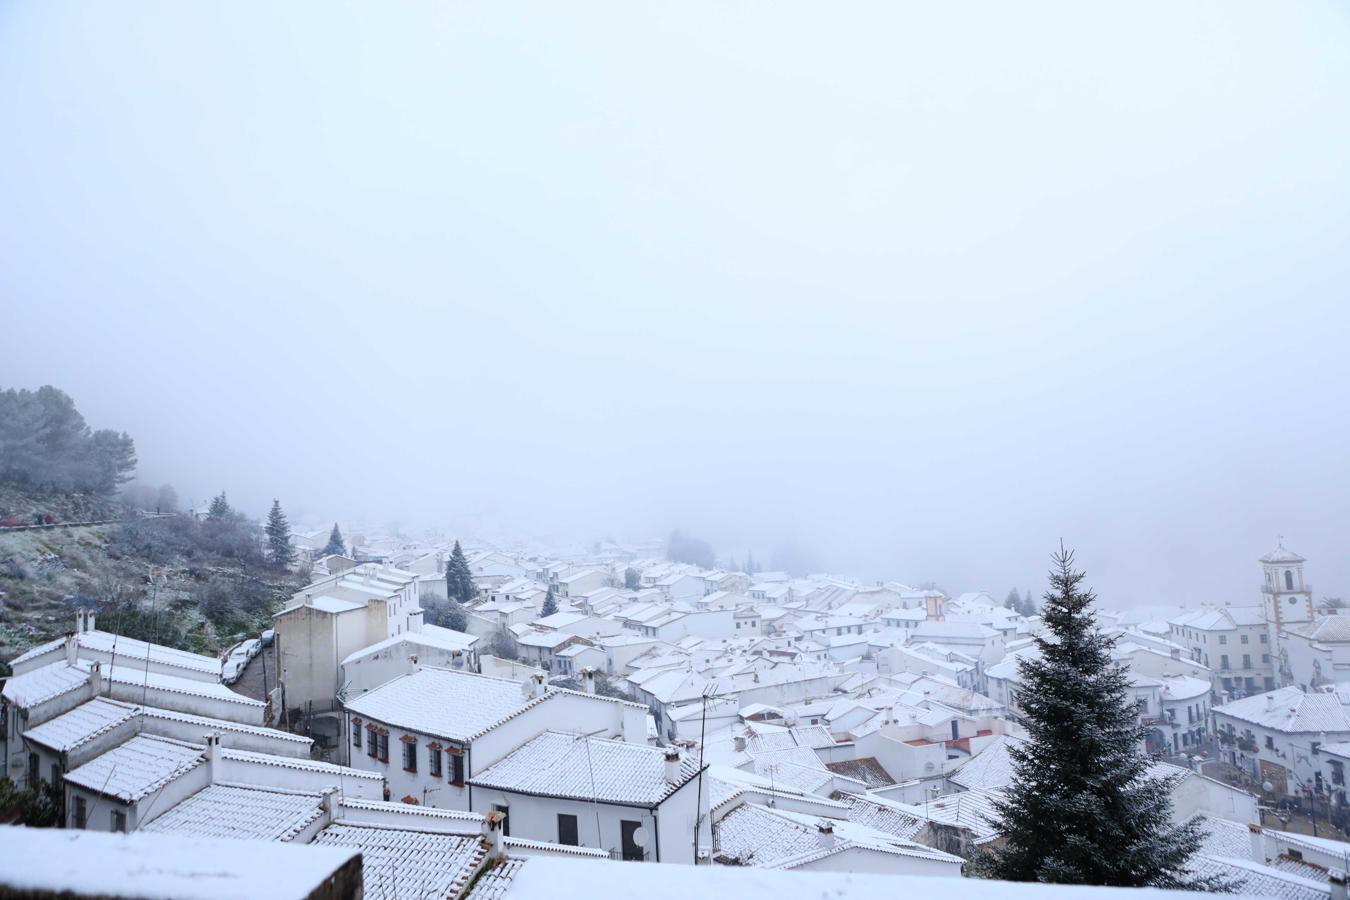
[[558, 813, 579, 846], [1220, 654, 1230, 669], [494, 804, 511, 837], [378, 732, 389, 763], [1265, 735, 1275, 750], [429, 746, 442, 778], [620, 820, 644, 861], [74, 796, 87, 829], [1138, 699, 1149, 713], [1240, 634, 1249, 645], [1262, 654, 1271, 664], [1260, 633, 1269, 643], [1243, 654, 1252, 670], [1218, 635, 1227, 645], [450, 750, 465, 786], [352, 720, 363, 749], [111, 809, 127, 832], [1285, 570, 1294, 591], [402, 739, 417, 773], [367, 727, 378, 758]]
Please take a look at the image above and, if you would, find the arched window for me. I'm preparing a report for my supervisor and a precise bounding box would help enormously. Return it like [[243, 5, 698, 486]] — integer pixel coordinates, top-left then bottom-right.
[[1285, 570, 1295, 591]]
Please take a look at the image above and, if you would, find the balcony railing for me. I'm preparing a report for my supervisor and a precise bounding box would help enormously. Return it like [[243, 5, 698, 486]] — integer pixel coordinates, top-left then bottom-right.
[[1262, 583, 1311, 594]]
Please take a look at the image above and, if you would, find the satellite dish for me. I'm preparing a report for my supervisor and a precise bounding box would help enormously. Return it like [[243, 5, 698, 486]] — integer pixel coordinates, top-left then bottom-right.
[[631, 826, 649, 847]]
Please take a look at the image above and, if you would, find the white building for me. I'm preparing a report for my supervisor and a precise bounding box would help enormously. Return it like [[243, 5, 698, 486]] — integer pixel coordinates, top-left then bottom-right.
[[468, 731, 708, 863], [342, 666, 646, 808], [274, 563, 426, 713], [1212, 686, 1350, 798]]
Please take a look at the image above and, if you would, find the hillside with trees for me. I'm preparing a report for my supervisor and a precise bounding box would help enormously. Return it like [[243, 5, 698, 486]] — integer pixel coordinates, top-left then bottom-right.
[[0, 385, 305, 661]]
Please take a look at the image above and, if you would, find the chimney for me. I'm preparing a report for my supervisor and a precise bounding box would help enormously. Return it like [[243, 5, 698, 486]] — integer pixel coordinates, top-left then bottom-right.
[[817, 821, 836, 849], [408, 655, 420, 675], [64, 632, 78, 667], [450, 650, 464, 670], [521, 673, 544, 700], [74, 610, 85, 634], [581, 668, 596, 694], [85, 610, 95, 632], [204, 733, 222, 784], [1330, 869, 1347, 900], [664, 748, 682, 785], [482, 810, 506, 860], [1266, 694, 1276, 711], [733, 735, 747, 753], [319, 786, 340, 826], [87, 661, 102, 696]]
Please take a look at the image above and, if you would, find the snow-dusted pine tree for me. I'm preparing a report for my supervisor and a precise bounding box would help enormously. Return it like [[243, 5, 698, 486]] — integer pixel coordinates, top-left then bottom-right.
[[207, 491, 231, 520], [445, 540, 477, 604], [265, 499, 296, 569], [541, 587, 558, 617], [323, 523, 346, 557], [973, 546, 1224, 890]]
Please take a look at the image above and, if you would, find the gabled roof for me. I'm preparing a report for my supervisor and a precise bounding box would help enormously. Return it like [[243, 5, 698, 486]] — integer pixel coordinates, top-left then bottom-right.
[[469, 731, 701, 806], [1283, 615, 1350, 644], [140, 784, 324, 842], [64, 734, 205, 803], [22, 696, 135, 752], [312, 823, 487, 900], [1, 660, 92, 708], [345, 668, 551, 742], [949, 735, 1025, 791], [1214, 687, 1350, 733], [11, 630, 222, 678], [713, 802, 961, 869], [340, 626, 478, 666]]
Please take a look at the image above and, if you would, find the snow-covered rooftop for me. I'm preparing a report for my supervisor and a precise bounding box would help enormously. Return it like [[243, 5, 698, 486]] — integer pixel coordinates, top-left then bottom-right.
[[63, 734, 205, 802], [311, 822, 487, 900], [1214, 686, 1350, 733], [0, 827, 358, 900], [470, 731, 701, 805], [345, 667, 551, 741], [140, 783, 324, 841]]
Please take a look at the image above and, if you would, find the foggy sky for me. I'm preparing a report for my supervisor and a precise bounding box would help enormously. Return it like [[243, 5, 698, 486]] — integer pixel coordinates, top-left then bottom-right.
[[2, 1, 1348, 610]]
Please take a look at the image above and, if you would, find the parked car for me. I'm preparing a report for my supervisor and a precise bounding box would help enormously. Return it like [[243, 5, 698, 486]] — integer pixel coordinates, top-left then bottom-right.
[[260, 629, 275, 648]]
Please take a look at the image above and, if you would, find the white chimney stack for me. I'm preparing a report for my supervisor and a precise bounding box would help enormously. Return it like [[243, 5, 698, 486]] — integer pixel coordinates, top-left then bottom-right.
[[87, 661, 102, 696], [1247, 824, 1268, 863], [1329, 869, 1347, 900], [733, 735, 747, 753], [664, 748, 681, 785], [204, 733, 222, 784], [64, 632, 78, 667], [521, 673, 544, 699], [817, 821, 836, 849], [320, 786, 340, 826], [1266, 694, 1276, 711], [482, 810, 506, 859], [581, 668, 596, 694]]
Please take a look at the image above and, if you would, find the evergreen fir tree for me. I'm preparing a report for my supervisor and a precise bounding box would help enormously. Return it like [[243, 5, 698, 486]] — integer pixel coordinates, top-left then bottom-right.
[[624, 567, 640, 590], [445, 540, 477, 604], [323, 523, 346, 557], [1005, 588, 1021, 611], [972, 547, 1222, 889], [542, 587, 558, 617], [207, 492, 231, 520], [1020, 587, 1037, 617], [265, 499, 296, 569]]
